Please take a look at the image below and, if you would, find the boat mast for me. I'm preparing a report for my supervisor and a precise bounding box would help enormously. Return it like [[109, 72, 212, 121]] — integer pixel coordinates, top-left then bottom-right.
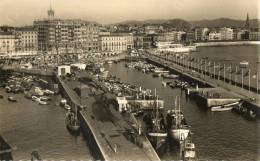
[[153, 88, 159, 132], [175, 96, 178, 127]]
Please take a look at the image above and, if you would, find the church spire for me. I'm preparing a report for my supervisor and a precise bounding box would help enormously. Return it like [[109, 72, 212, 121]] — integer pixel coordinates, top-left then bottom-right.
[[245, 12, 250, 29], [48, 0, 55, 20]]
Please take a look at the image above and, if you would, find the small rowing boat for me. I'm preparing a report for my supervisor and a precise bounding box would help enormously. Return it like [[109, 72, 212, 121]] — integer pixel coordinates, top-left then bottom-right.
[[211, 105, 233, 112], [211, 101, 239, 112], [8, 96, 17, 102]]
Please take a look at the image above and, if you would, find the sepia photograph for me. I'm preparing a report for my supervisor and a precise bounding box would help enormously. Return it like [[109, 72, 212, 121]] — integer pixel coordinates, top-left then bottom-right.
[[0, 0, 259, 161]]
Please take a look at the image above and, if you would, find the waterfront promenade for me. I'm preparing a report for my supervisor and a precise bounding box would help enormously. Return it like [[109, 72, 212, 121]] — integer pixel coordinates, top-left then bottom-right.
[[195, 41, 260, 47], [144, 51, 260, 108]]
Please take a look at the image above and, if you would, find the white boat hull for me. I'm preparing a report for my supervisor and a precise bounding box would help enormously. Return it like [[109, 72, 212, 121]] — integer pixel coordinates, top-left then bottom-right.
[[211, 106, 233, 112], [38, 100, 47, 105], [170, 129, 190, 141], [148, 132, 168, 137], [147, 132, 167, 149]]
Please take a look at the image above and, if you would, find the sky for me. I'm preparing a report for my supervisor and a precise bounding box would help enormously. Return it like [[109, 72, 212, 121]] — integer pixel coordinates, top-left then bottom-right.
[[0, 0, 259, 26]]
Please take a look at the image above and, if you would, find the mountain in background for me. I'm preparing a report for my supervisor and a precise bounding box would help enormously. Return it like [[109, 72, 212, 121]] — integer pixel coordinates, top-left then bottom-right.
[[191, 18, 260, 28], [113, 19, 191, 29], [114, 18, 260, 28]]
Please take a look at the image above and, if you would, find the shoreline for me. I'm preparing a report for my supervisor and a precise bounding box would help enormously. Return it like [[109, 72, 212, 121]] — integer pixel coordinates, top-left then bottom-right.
[[195, 41, 260, 47]]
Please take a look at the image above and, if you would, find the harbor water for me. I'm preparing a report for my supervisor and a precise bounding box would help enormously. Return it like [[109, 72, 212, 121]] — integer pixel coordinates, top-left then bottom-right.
[[0, 89, 93, 161], [191, 45, 260, 74], [105, 45, 260, 161], [106, 62, 259, 160], [0, 45, 259, 161]]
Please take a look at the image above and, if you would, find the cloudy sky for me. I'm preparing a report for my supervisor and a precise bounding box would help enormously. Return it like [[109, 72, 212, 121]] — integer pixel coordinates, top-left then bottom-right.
[[0, 0, 259, 26]]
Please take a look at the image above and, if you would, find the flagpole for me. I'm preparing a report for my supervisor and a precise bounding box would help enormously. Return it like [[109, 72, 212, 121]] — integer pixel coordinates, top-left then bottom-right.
[[198, 61, 200, 73], [249, 69, 251, 93], [235, 66, 237, 86], [242, 68, 244, 89], [224, 64, 226, 83], [257, 72, 259, 95], [208, 61, 211, 78], [229, 65, 232, 85], [201, 61, 203, 74], [204, 60, 206, 79], [218, 64, 221, 81], [213, 62, 215, 79], [189, 57, 191, 71]]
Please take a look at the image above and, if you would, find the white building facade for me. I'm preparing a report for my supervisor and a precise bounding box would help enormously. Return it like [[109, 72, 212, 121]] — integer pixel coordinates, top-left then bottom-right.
[[0, 33, 16, 54], [208, 32, 221, 41], [220, 27, 233, 40], [17, 27, 38, 52], [100, 33, 133, 53]]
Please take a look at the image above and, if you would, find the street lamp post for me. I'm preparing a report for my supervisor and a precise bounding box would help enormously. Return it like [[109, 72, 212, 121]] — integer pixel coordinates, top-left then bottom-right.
[[229, 65, 232, 85], [249, 69, 251, 93], [204, 60, 206, 79], [218, 64, 221, 81], [257, 72, 259, 95], [213, 62, 216, 79], [242, 68, 244, 89], [235, 66, 237, 86], [223, 64, 226, 83]]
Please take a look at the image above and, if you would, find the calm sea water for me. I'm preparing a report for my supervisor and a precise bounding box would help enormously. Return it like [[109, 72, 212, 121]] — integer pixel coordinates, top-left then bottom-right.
[[0, 90, 93, 161], [192, 45, 260, 74]]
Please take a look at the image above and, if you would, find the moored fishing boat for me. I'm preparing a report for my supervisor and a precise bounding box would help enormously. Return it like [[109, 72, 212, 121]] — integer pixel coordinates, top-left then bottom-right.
[[8, 96, 17, 102], [60, 99, 67, 107], [66, 111, 80, 132], [32, 96, 40, 102], [106, 60, 113, 64], [145, 94, 167, 150], [40, 96, 51, 101], [34, 87, 44, 96], [152, 73, 161, 77], [166, 96, 190, 142], [211, 105, 233, 112], [38, 100, 47, 105], [153, 68, 169, 73], [182, 140, 197, 161], [248, 109, 257, 119], [64, 104, 71, 110], [211, 101, 240, 112], [5, 86, 11, 93], [44, 89, 55, 95], [239, 61, 249, 68], [31, 151, 41, 161]]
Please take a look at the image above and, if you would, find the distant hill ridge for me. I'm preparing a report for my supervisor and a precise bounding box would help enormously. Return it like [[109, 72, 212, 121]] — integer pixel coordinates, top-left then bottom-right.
[[114, 18, 260, 28]]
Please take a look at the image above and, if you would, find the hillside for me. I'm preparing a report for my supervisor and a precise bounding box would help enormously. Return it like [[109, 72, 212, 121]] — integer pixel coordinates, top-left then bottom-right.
[[114, 18, 260, 28]]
